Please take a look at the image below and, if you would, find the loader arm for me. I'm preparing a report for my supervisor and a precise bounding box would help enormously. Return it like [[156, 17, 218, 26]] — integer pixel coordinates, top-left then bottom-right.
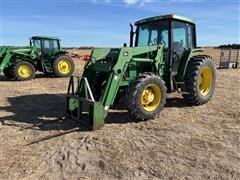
[[66, 45, 164, 130], [0, 48, 12, 75], [101, 46, 164, 108]]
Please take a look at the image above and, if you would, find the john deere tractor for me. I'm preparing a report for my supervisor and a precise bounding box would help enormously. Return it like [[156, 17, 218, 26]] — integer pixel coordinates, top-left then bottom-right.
[[0, 36, 74, 81], [66, 14, 216, 130]]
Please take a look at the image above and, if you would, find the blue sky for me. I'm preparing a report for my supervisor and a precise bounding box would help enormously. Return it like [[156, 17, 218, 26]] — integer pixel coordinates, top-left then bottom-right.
[[0, 0, 239, 47]]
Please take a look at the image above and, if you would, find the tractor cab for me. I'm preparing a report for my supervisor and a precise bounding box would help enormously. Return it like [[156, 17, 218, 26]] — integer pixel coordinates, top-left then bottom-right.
[[132, 14, 196, 75], [30, 36, 61, 59], [29, 36, 74, 78]]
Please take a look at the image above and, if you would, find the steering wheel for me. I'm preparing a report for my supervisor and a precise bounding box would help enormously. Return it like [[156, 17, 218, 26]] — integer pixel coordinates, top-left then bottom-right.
[[149, 38, 158, 46], [150, 37, 166, 47], [161, 40, 166, 47]]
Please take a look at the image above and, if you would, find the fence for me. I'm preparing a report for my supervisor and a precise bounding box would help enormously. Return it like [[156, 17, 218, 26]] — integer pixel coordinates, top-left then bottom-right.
[[219, 48, 239, 69]]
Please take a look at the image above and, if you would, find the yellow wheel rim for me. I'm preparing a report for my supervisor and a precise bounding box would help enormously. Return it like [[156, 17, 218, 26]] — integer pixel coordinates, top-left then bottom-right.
[[199, 66, 213, 96], [141, 84, 161, 112], [18, 65, 32, 78], [57, 59, 71, 74]]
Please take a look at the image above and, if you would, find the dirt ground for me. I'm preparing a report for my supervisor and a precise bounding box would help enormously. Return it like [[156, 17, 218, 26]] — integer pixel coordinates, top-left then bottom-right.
[[0, 48, 240, 179]]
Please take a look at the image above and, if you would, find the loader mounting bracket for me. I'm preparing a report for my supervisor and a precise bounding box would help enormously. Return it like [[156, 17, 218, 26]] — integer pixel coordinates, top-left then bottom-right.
[[66, 76, 107, 130]]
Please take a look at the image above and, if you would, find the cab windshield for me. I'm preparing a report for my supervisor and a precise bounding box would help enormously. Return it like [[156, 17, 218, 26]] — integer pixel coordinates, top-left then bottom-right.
[[32, 39, 41, 49], [136, 20, 169, 48]]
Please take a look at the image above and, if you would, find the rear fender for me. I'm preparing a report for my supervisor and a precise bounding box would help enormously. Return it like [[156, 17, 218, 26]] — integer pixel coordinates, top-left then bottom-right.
[[176, 48, 204, 81], [51, 50, 68, 59]]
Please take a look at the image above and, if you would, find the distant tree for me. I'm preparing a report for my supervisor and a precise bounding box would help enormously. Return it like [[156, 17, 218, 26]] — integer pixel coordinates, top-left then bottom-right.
[[218, 44, 240, 49]]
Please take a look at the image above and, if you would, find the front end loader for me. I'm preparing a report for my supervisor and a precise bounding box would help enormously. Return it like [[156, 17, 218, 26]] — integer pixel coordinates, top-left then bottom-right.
[[66, 14, 216, 130]]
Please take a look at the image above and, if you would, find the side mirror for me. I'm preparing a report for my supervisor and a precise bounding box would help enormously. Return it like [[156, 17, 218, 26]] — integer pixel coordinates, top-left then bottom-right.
[[123, 43, 127, 47]]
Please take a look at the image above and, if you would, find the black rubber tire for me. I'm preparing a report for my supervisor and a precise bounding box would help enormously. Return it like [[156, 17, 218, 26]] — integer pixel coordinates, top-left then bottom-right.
[[12, 61, 36, 81], [184, 55, 216, 105], [3, 67, 14, 79], [126, 72, 167, 120], [53, 55, 75, 77], [91, 72, 107, 101]]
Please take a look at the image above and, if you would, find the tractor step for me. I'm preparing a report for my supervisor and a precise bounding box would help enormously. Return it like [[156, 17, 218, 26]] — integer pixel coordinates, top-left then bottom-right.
[[41, 60, 53, 74]]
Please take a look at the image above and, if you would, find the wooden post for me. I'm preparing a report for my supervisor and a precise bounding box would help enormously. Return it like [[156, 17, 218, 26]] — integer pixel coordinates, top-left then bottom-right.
[[228, 48, 232, 69], [219, 49, 223, 68], [236, 49, 239, 68]]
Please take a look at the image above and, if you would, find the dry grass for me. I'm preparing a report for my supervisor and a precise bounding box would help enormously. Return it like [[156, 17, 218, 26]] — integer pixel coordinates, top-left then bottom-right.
[[0, 48, 239, 179]]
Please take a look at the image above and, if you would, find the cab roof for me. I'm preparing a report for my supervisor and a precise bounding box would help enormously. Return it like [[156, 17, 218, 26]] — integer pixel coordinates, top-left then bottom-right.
[[135, 14, 195, 25], [31, 36, 60, 40]]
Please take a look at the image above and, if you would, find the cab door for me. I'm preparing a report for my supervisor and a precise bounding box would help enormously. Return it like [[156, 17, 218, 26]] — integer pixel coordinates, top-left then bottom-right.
[[171, 21, 187, 75], [41, 40, 53, 60], [171, 21, 194, 75]]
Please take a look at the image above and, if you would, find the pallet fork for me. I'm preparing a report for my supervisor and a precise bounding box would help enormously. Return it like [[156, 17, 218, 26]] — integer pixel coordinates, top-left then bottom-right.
[[66, 76, 107, 130]]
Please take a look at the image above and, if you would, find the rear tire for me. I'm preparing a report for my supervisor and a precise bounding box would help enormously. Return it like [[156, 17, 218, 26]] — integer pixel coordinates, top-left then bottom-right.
[[184, 55, 216, 105], [126, 72, 167, 120], [12, 61, 35, 81], [53, 55, 75, 77]]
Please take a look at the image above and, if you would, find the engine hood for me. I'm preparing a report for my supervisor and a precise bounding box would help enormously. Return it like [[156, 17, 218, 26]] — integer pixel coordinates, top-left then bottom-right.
[[91, 48, 121, 61]]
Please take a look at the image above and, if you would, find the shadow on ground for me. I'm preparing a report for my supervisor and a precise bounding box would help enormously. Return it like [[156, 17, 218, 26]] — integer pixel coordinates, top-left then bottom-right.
[[0, 74, 59, 81], [0, 94, 131, 131], [165, 96, 190, 108], [0, 93, 190, 131], [0, 93, 192, 144], [0, 94, 71, 130]]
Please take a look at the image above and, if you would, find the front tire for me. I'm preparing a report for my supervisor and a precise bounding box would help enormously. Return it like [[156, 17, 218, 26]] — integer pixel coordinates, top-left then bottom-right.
[[91, 72, 107, 101], [13, 61, 35, 81], [53, 55, 75, 77], [184, 55, 216, 105], [126, 72, 167, 120]]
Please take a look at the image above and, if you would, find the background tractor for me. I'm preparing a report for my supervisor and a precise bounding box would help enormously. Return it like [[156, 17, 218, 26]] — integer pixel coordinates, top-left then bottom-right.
[[66, 14, 216, 130], [0, 36, 74, 81]]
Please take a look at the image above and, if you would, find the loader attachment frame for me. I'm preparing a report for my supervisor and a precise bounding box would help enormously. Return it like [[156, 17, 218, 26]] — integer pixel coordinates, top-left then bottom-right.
[[66, 76, 107, 130]]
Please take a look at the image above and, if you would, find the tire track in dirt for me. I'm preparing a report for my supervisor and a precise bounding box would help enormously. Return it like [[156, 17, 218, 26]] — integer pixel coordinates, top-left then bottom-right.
[[44, 134, 110, 179]]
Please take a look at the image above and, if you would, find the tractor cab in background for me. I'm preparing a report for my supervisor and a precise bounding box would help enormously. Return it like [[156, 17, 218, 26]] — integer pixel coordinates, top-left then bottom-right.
[[30, 36, 61, 59], [0, 36, 74, 81], [27, 36, 74, 78]]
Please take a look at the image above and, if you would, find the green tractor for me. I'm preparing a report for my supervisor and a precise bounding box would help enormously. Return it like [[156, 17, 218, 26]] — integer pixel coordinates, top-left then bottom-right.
[[0, 36, 74, 81], [66, 14, 216, 130]]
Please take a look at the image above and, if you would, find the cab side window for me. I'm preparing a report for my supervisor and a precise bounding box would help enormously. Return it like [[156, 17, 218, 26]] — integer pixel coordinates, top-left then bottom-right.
[[33, 40, 41, 49], [187, 25, 194, 49], [44, 40, 50, 49], [172, 21, 187, 50], [171, 21, 188, 73], [42, 40, 51, 57], [53, 40, 59, 51]]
